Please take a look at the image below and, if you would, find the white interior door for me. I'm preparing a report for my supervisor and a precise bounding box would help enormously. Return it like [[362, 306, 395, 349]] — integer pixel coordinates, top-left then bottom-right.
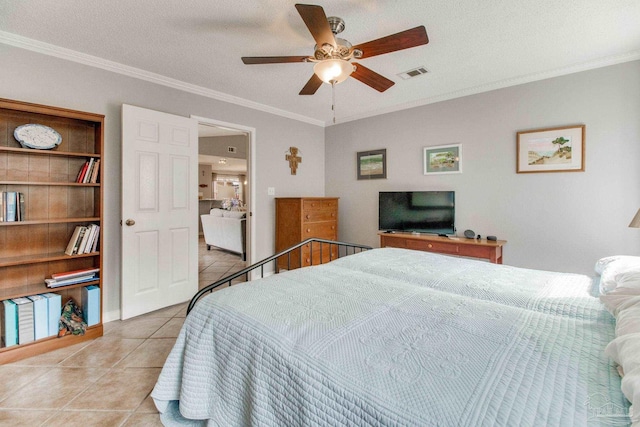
[[121, 104, 198, 319]]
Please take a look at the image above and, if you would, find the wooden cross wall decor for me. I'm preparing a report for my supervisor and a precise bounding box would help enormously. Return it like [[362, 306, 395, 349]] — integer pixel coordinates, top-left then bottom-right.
[[286, 147, 302, 175]]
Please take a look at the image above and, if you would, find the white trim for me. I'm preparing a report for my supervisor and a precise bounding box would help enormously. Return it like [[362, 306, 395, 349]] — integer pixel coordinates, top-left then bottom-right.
[[0, 30, 324, 128], [192, 115, 257, 269], [102, 309, 121, 323]]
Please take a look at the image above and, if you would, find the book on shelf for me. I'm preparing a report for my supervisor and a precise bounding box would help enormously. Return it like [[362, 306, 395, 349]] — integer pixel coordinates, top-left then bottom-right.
[[83, 158, 95, 184], [65, 226, 84, 255], [45, 274, 97, 288], [76, 157, 100, 184], [27, 295, 48, 341], [77, 225, 93, 254], [90, 225, 100, 252], [18, 192, 25, 221], [76, 161, 89, 183], [4, 191, 17, 222], [41, 293, 62, 337], [89, 159, 100, 183], [64, 224, 100, 256], [85, 224, 100, 253], [0, 191, 26, 222], [82, 286, 100, 327], [0, 300, 17, 348], [12, 297, 34, 345], [51, 267, 100, 281]]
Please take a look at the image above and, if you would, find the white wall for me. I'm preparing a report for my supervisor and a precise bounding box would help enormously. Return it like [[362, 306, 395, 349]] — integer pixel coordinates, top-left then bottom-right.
[[0, 45, 326, 320], [325, 60, 640, 275], [199, 135, 248, 159]]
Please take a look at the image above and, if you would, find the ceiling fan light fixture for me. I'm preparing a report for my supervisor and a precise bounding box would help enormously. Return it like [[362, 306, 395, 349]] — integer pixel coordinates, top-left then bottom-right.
[[313, 59, 354, 84]]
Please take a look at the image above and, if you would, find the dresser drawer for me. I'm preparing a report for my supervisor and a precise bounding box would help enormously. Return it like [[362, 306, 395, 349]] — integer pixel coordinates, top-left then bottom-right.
[[380, 235, 407, 248], [406, 239, 459, 254], [302, 242, 339, 266], [303, 222, 337, 239], [303, 208, 337, 222], [303, 199, 338, 211]]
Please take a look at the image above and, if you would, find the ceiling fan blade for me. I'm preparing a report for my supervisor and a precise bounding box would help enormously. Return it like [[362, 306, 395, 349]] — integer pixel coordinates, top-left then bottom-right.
[[242, 56, 309, 64], [353, 26, 428, 59], [299, 74, 323, 95], [295, 4, 337, 49], [351, 63, 395, 92]]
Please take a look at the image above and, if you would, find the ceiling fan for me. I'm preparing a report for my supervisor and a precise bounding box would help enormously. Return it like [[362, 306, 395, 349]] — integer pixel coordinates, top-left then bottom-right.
[[241, 3, 429, 95]]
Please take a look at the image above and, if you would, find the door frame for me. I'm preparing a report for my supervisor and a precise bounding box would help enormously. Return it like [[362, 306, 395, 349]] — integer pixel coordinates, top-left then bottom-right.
[[191, 115, 256, 264]]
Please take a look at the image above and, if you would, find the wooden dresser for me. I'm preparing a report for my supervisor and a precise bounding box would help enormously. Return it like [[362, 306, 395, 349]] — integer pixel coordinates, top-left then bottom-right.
[[275, 197, 338, 270], [379, 232, 506, 264]]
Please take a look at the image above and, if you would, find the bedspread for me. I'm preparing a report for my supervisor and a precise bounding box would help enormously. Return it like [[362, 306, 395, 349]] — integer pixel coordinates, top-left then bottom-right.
[[152, 248, 629, 426]]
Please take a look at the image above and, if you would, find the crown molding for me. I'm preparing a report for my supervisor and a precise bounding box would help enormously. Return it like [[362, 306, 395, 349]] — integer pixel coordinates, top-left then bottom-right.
[[333, 50, 640, 125], [3, 30, 639, 129], [0, 30, 325, 127]]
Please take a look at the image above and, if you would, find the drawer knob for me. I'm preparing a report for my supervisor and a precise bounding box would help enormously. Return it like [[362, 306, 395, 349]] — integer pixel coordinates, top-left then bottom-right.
[[331, 226, 335, 229], [428, 244, 433, 248], [305, 214, 310, 219], [307, 228, 311, 233]]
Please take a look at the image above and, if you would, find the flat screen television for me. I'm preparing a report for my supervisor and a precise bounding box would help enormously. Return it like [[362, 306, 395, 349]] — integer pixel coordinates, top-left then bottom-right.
[[379, 191, 455, 234]]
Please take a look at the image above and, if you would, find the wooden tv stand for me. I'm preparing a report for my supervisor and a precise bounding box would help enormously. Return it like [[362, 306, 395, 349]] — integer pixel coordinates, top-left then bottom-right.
[[379, 232, 506, 264]]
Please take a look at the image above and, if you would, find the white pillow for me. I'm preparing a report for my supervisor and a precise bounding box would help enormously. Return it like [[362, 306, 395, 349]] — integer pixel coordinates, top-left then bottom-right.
[[617, 301, 640, 337], [210, 208, 224, 217], [600, 259, 640, 294], [619, 268, 640, 290], [602, 295, 640, 317], [222, 211, 246, 219], [596, 256, 640, 276], [605, 332, 640, 375]]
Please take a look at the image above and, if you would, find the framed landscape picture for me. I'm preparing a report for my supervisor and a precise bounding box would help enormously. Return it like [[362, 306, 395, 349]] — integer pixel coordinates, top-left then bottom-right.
[[357, 149, 387, 180], [516, 125, 585, 173], [423, 144, 462, 175]]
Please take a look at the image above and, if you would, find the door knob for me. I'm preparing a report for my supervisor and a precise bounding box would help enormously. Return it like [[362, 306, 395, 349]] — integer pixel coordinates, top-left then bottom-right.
[[125, 219, 135, 226]]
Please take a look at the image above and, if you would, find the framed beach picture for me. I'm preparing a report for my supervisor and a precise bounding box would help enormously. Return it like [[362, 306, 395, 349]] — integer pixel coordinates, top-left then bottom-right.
[[516, 125, 585, 173], [423, 144, 462, 175], [357, 149, 387, 180]]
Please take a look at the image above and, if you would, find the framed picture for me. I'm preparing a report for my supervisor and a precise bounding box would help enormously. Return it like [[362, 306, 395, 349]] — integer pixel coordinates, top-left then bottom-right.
[[516, 125, 585, 173], [357, 149, 387, 180], [423, 144, 462, 175]]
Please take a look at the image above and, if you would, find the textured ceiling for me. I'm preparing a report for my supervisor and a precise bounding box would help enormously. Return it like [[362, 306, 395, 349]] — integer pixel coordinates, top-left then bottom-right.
[[1, 0, 639, 126]]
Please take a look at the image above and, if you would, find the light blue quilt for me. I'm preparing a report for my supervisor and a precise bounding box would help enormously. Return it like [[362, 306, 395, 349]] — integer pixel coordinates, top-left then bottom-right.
[[152, 248, 630, 426]]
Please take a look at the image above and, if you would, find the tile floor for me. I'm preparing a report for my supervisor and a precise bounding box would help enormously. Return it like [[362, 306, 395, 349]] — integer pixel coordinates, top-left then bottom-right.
[[0, 238, 246, 426]]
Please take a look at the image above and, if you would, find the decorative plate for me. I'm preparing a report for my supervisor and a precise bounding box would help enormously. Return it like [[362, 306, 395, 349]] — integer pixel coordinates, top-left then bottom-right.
[[13, 124, 62, 150]]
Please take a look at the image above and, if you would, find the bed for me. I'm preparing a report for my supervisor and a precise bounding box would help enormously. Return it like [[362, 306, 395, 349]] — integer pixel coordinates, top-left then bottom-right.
[[152, 241, 638, 426]]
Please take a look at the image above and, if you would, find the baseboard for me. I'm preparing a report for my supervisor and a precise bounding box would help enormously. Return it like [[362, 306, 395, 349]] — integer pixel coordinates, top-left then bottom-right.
[[102, 309, 121, 323]]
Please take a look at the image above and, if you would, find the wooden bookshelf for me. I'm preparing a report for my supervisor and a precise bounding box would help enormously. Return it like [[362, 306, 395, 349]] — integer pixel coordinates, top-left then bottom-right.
[[0, 98, 104, 363]]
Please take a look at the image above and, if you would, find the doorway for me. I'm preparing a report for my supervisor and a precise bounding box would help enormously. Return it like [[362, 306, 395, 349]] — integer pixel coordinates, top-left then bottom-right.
[[193, 115, 256, 288]]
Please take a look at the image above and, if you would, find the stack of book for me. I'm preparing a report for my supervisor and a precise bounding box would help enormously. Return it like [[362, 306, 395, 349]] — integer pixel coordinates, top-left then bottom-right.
[[76, 157, 100, 183], [0, 191, 25, 222], [65, 224, 100, 256], [45, 267, 99, 289], [0, 293, 61, 347]]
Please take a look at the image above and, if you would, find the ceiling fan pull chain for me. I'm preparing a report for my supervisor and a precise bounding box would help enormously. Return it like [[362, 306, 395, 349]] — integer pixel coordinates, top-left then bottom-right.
[[332, 81, 336, 124]]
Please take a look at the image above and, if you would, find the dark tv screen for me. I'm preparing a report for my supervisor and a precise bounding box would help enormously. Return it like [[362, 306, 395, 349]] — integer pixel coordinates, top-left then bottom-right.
[[379, 191, 455, 234]]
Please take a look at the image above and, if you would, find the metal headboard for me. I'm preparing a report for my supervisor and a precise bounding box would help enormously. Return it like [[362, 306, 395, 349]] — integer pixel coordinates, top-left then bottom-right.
[[187, 238, 372, 314]]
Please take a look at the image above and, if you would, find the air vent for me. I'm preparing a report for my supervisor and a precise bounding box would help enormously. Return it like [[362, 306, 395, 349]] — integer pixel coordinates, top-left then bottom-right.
[[227, 146, 237, 153], [397, 66, 429, 80]]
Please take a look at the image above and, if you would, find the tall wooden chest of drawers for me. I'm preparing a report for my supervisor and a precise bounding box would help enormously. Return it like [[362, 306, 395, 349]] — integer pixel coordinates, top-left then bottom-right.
[[275, 197, 338, 270]]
